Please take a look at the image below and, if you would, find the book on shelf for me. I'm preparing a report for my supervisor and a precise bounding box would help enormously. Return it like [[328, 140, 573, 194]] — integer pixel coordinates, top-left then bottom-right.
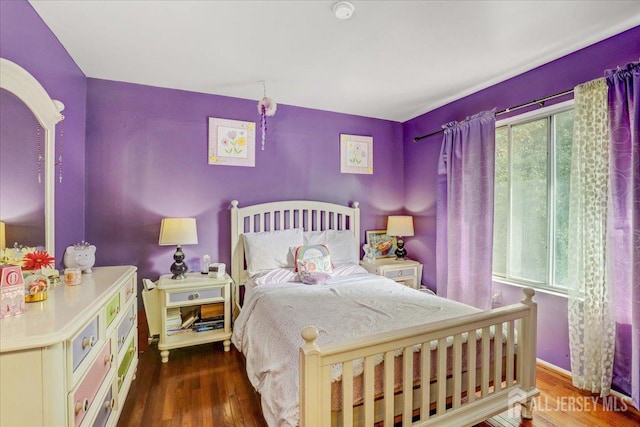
[[200, 303, 224, 318], [180, 308, 199, 329], [194, 322, 224, 332], [166, 327, 193, 336]]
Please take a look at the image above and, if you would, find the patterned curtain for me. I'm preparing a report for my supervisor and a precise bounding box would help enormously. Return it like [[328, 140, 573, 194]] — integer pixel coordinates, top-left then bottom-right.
[[436, 110, 495, 309], [606, 62, 640, 409], [567, 78, 615, 396]]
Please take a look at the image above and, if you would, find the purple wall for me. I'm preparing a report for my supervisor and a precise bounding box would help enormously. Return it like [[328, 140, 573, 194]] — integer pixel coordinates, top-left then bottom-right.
[[402, 26, 640, 370], [85, 79, 403, 291], [0, 0, 86, 262]]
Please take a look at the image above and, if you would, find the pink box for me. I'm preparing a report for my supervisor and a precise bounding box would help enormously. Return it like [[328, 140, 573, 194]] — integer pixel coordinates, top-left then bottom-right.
[[1, 265, 26, 318], [1, 265, 24, 288]]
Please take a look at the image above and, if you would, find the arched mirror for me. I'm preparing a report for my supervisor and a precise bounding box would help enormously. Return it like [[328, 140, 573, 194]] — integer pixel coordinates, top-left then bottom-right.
[[0, 58, 65, 257]]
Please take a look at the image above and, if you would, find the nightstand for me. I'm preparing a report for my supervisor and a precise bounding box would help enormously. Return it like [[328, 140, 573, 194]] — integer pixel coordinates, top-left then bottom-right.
[[156, 273, 232, 363], [359, 258, 423, 289]]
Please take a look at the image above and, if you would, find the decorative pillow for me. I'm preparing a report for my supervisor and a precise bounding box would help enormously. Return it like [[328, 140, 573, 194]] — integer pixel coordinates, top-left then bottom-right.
[[296, 254, 333, 274], [293, 244, 331, 271], [303, 230, 358, 264], [242, 228, 303, 275], [298, 270, 331, 285]]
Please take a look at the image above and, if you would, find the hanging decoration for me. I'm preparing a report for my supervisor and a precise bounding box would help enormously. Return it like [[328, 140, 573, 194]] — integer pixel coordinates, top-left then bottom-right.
[[257, 80, 277, 150], [56, 118, 64, 183], [36, 123, 43, 184]]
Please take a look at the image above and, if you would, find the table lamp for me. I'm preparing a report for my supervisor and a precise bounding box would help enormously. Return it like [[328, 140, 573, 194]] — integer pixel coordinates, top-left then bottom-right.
[[0, 221, 5, 250], [159, 218, 198, 279], [386, 215, 414, 260]]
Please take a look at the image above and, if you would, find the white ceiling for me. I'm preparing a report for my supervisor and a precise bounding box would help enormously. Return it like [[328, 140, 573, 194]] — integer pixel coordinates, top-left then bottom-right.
[[29, 0, 640, 122]]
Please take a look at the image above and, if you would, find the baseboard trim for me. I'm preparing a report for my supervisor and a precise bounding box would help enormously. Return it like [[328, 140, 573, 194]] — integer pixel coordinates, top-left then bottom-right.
[[536, 358, 635, 407]]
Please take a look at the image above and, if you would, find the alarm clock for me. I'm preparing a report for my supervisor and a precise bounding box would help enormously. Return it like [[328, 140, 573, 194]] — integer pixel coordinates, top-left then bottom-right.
[[208, 263, 225, 278]]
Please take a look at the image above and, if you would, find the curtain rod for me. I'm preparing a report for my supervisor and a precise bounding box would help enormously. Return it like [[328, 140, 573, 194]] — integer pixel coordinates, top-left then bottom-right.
[[412, 88, 575, 142]]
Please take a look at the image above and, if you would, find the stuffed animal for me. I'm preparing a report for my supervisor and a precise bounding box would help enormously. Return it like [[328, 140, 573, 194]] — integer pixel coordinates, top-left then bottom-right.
[[63, 242, 96, 273]]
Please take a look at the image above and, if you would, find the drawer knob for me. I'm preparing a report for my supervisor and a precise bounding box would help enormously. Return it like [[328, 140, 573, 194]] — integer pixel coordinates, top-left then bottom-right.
[[75, 398, 89, 415], [105, 398, 115, 410], [188, 292, 200, 300], [129, 313, 136, 322], [118, 375, 123, 386], [82, 335, 95, 350], [104, 353, 114, 365], [110, 306, 120, 316]]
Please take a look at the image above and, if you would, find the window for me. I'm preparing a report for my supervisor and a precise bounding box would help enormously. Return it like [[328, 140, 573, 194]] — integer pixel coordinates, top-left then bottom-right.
[[492, 102, 574, 291]]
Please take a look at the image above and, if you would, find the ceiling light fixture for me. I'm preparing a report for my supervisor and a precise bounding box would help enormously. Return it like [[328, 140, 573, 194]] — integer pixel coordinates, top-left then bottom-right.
[[333, 1, 355, 20]]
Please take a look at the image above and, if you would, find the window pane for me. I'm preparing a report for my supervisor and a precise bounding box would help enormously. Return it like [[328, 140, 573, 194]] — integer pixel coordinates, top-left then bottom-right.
[[510, 119, 548, 283], [493, 126, 509, 276], [553, 110, 574, 287]]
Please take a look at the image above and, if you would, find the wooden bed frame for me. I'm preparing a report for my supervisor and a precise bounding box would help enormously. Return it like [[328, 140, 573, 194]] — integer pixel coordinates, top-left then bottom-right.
[[230, 199, 538, 427]]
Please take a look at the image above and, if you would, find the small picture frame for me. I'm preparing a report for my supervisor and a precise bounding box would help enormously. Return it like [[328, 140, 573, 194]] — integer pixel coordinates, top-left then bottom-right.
[[365, 230, 397, 258], [340, 134, 373, 174], [208, 117, 256, 167]]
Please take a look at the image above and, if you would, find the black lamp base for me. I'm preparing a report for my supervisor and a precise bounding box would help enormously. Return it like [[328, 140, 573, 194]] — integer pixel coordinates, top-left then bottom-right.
[[170, 246, 188, 279], [395, 237, 407, 260]]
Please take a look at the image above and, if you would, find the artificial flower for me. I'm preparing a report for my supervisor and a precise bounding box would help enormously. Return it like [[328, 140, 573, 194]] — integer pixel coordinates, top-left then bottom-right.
[[22, 250, 55, 270]]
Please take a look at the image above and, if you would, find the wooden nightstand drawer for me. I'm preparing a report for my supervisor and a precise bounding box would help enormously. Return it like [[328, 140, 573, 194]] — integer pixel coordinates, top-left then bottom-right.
[[384, 267, 417, 279], [360, 258, 423, 289], [167, 287, 222, 305]]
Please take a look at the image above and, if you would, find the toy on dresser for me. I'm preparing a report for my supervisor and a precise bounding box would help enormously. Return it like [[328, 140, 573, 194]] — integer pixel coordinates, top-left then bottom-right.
[[0, 265, 25, 318], [63, 241, 96, 273]]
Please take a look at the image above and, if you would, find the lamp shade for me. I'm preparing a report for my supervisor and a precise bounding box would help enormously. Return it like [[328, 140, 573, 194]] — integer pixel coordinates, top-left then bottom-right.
[[0, 221, 5, 250], [386, 216, 414, 237], [158, 218, 198, 246]]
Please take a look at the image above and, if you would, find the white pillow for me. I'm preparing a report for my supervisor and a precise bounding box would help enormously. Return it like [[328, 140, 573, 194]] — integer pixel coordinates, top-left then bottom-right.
[[243, 228, 303, 275], [303, 230, 358, 264]]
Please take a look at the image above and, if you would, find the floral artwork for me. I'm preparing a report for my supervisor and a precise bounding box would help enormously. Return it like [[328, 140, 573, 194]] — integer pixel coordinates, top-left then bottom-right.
[[340, 134, 373, 174], [208, 117, 256, 167]]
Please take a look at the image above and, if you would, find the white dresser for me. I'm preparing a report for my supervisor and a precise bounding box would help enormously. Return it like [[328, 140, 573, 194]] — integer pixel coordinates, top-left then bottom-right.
[[0, 266, 138, 427]]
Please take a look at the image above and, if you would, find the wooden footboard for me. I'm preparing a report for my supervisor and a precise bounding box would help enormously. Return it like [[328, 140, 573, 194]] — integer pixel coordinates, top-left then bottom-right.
[[300, 288, 539, 427]]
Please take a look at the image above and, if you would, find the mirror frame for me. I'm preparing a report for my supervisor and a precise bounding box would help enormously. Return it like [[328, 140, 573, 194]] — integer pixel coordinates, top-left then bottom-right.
[[0, 58, 65, 257]]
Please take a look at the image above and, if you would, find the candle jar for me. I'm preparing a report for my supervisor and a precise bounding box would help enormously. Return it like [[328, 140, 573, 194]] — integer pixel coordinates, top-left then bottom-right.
[[64, 267, 82, 286]]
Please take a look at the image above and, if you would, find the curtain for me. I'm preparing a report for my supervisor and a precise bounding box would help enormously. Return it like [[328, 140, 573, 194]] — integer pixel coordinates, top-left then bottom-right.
[[436, 110, 495, 309], [567, 78, 614, 396], [606, 62, 639, 409]]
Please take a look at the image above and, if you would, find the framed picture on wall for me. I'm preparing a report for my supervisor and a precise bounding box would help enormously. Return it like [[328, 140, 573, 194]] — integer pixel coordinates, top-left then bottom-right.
[[340, 134, 373, 174], [208, 117, 256, 167], [365, 230, 397, 258]]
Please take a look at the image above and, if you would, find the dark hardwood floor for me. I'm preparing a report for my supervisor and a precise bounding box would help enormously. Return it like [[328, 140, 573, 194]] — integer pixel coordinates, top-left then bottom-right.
[[118, 325, 640, 427]]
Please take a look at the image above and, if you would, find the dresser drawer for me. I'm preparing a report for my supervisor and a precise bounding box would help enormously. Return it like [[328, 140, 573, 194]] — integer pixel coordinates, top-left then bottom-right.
[[167, 287, 222, 305], [105, 293, 121, 328], [117, 337, 136, 391], [122, 274, 136, 304], [70, 341, 114, 427], [117, 304, 136, 352], [384, 267, 417, 279], [71, 316, 100, 372], [91, 383, 115, 427]]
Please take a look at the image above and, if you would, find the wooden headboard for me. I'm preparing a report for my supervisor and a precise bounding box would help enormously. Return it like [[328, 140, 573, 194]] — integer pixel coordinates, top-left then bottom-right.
[[230, 199, 360, 292]]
